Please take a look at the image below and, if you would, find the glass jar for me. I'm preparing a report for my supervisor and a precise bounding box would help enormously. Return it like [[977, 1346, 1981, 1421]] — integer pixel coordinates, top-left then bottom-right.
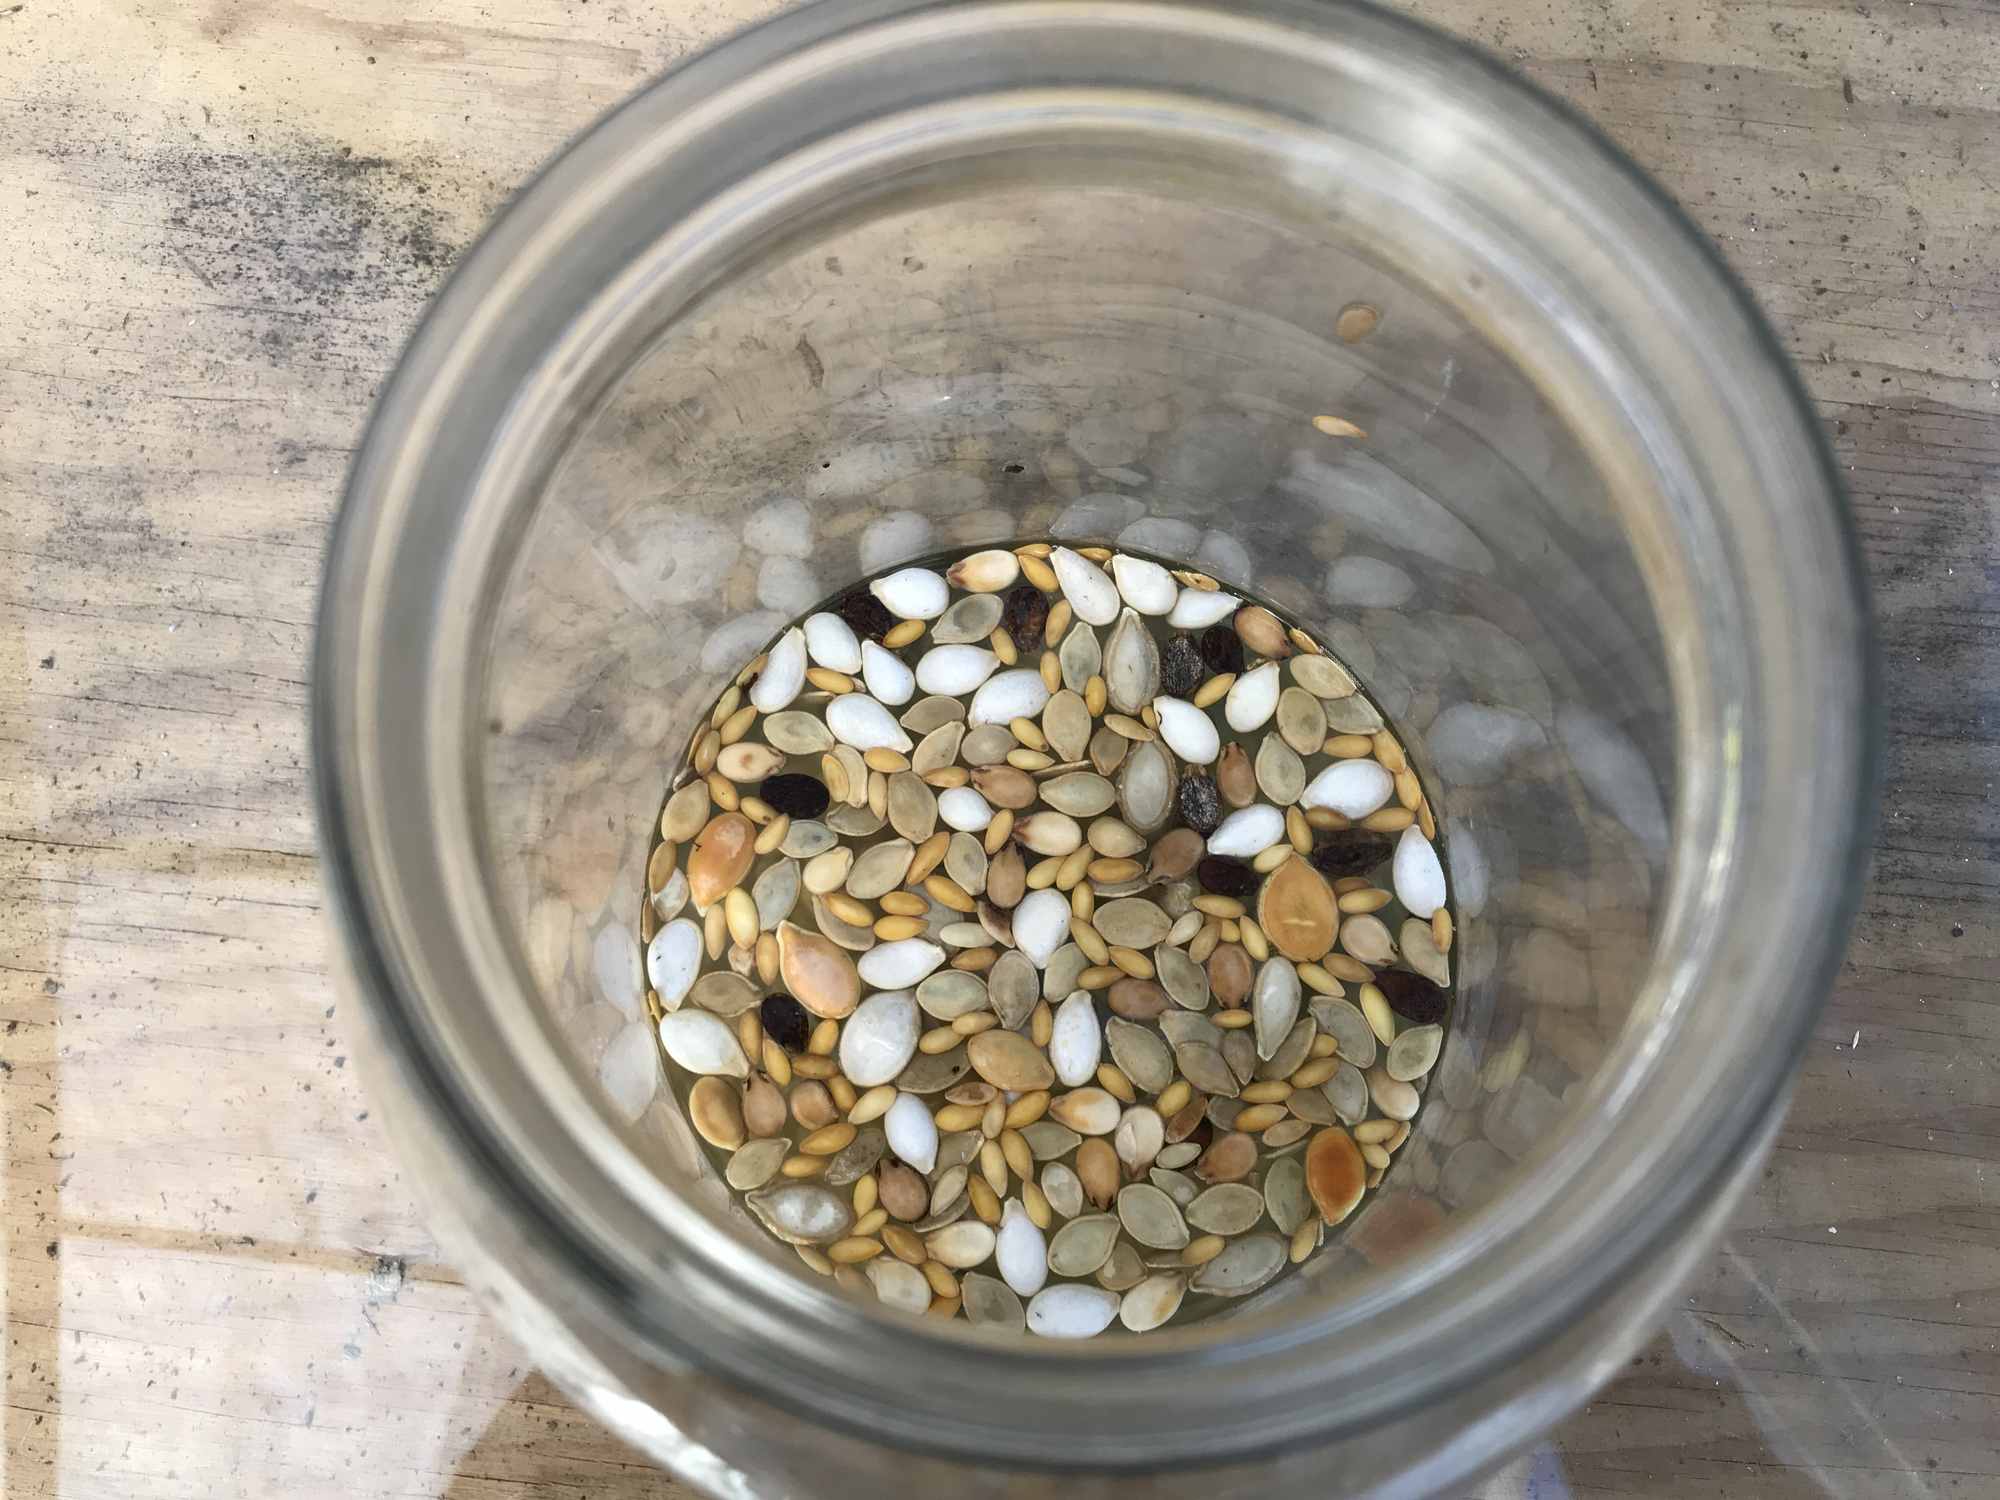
[[313, 0, 1876, 1493]]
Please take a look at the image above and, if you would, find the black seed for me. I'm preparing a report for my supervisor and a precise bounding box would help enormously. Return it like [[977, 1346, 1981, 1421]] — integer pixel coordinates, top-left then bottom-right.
[[1161, 636, 1203, 697], [1178, 771, 1222, 835], [835, 588, 897, 643], [999, 582, 1049, 651], [760, 993, 812, 1052], [1198, 624, 1244, 677], [760, 773, 830, 819], [1308, 831, 1395, 881], [1373, 969, 1447, 1026], [1196, 855, 1255, 899]]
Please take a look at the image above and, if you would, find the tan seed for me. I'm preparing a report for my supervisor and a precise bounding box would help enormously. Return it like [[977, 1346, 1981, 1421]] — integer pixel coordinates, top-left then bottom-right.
[[883, 618, 925, 649], [1083, 674, 1109, 717], [1194, 894, 1245, 919], [864, 746, 911, 773], [1308, 1033, 1340, 1058], [1289, 1220, 1320, 1264], [1214, 1009, 1253, 1030], [1419, 799, 1437, 840], [1018, 552, 1059, 591], [1156, 1080, 1192, 1117], [703, 903, 728, 960], [1096, 1064, 1136, 1104], [1240, 1080, 1293, 1104], [982, 808, 1015, 855], [873, 914, 926, 941], [723, 887, 759, 948], [688, 1077, 746, 1150], [1184, 1234, 1227, 1267], [951, 1012, 998, 1036], [990, 628, 1019, 665], [884, 1225, 926, 1264], [762, 1039, 792, 1087], [647, 840, 678, 895], [1030, 999, 1054, 1048], [1326, 734, 1374, 759], [1076, 1138, 1119, 1209], [780, 1154, 827, 1178], [1362, 806, 1416, 833], [920, 1026, 964, 1056], [925, 874, 976, 912], [1077, 964, 1123, 990], [1233, 1103, 1289, 1133], [850, 1084, 897, 1124], [828, 1237, 883, 1264], [1005, 1091, 1049, 1129], [968, 1177, 1001, 1223], [922, 1260, 961, 1300], [1108, 946, 1153, 979], [1312, 414, 1367, 439], [1289, 1058, 1339, 1089], [908, 830, 952, 885], [797, 1246, 835, 1275], [1192, 673, 1235, 709], [1044, 599, 1073, 648], [1070, 920, 1110, 965], [1432, 907, 1454, 953], [1022, 1180, 1052, 1230], [880, 890, 928, 917], [821, 752, 851, 804]]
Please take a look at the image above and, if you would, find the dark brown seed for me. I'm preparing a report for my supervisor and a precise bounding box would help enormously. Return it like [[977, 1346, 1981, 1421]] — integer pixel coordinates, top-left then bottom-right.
[[1308, 831, 1396, 881], [1373, 968, 1448, 1026], [1000, 583, 1049, 652], [1178, 772, 1222, 835], [1197, 856, 1255, 898], [1198, 625, 1244, 678], [761, 773, 831, 820], [1160, 637, 1203, 698], [760, 992, 811, 1051], [836, 588, 898, 643]]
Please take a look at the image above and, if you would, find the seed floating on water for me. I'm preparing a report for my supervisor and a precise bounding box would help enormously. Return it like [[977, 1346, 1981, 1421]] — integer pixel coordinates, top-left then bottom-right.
[[638, 540, 1453, 1335]]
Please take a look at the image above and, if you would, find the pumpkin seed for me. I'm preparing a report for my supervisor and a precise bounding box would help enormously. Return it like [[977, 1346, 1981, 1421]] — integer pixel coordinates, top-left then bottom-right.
[[1117, 1182, 1190, 1249], [1191, 1232, 1287, 1296], [1095, 1241, 1146, 1292], [1047, 1213, 1122, 1276]]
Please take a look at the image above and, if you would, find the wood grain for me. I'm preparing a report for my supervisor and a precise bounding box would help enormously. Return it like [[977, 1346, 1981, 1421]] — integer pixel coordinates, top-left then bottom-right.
[[3, 1, 1994, 1496]]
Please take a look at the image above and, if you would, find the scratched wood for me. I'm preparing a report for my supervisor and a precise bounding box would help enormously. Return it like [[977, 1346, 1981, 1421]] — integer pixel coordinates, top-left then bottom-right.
[[2, 1, 1994, 1497]]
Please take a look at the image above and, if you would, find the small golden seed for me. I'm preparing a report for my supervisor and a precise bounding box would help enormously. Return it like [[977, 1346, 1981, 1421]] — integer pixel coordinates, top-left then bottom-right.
[[1213, 1009, 1254, 1030], [797, 1246, 835, 1275], [1233, 1103, 1288, 1133], [827, 1236, 883, 1264], [922, 1259, 961, 1299], [800, 1122, 857, 1156], [925, 874, 975, 912], [718, 704, 757, 744], [968, 1176, 1001, 1223], [1070, 919, 1110, 965], [1108, 945, 1153, 979], [1083, 675, 1108, 716], [1076, 964, 1123, 990], [1290, 1058, 1339, 1089], [703, 903, 728, 960], [1038, 651, 1062, 694], [1000, 1128, 1034, 1180], [1192, 673, 1234, 709], [1018, 553, 1058, 591], [919, 1026, 963, 1056], [737, 1011, 763, 1060], [850, 1084, 897, 1123], [951, 1011, 999, 1036], [1432, 907, 1454, 953], [762, 1040, 792, 1087], [824, 891, 873, 927], [1097, 1064, 1136, 1104], [1009, 716, 1048, 751], [1193, 894, 1245, 918], [1155, 1080, 1192, 1117], [1240, 1080, 1293, 1104], [1022, 1180, 1052, 1230], [951, 947, 998, 972], [925, 766, 971, 788], [873, 914, 927, 941], [880, 890, 928, 917], [780, 1154, 827, 1178], [933, 1102, 985, 1131], [1030, 1000, 1054, 1047], [884, 1225, 926, 1264], [883, 618, 926, 649], [706, 772, 740, 811], [1184, 1234, 1227, 1267], [852, 1173, 879, 1216], [828, 1075, 857, 1110], [982, 808, 1015, 855], [1044, 599, 1073, 647], [807, 1019, 841, 1056], [1362, 806, 1415, 832], [1005, 1090, 1050, 1128], [908, 830, 952, 884], [990, 627, 1018, 665]]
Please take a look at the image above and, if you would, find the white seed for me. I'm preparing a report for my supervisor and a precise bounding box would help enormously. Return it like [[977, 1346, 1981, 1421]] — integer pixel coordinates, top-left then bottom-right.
[[1026, 1283, 1121, 1338], [1049, 546, 1120, 626], [749, 627, 806, 712], [1012, 888, 1072, 968], [1110, 554, 1178, 615], [1366, 1065, 1420, 1121], [1168, 589, 1241, 628], [937, 785, 995, 832], [1113, 1105, 1164, 1175], [947, 548, 1020, 593], [1041, 1163, 1086, 1221], [645, 918, 703, 1009], [867, 1257, 933, 1314], [1393, 826, 1447, 918], [656, 1010, 750, 1077], [802, 611, 863, 672], [996, 1199, 1049, 1297], [1050, 990, 1103, 1087], [1206, 804, 1285, 857], [884, 1091, 939, 1172], [926, 1220, 998, 1269], [860, 640, 915, 706], [870, 566, 949, 620], [1300, 759, 1394, 818], [1104, 608, 1162, 714], [930, 593, 1004, 645], [1225, 662, 1281, 732], [969, 668, 1051, 726], [1152, 696, 1220, 765], [1401, 918, 1452, 986], [826, 693, 914, 753], [858, 939, 947, 990], [1120, 1273, 1187, 1332], [839, 989, 921, 1086], [1387, 1023, 1444, 1082], [915, 644, 1001, 696], [1251, 956, 1302, 1061]]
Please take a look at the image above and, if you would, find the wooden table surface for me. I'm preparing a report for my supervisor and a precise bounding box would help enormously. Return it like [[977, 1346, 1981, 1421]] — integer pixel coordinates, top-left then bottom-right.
[[5, 1, 1996, 1495]]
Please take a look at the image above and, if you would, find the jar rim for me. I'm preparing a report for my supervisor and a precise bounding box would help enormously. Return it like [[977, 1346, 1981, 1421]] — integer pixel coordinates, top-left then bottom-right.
[[314, 0, 1876, 1476]]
